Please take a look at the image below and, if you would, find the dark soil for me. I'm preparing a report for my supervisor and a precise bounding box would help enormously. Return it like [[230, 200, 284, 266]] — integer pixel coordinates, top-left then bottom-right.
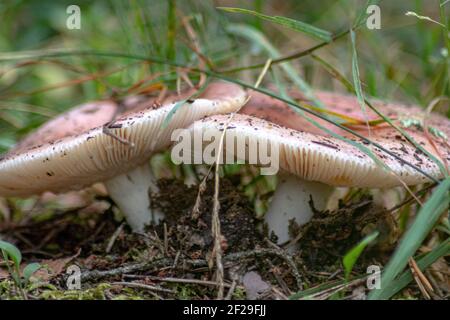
[[152, 178, 263, 255], [0, 177, 399, 299], [0, 209, 119, 259], [289, 196, 398, 270]]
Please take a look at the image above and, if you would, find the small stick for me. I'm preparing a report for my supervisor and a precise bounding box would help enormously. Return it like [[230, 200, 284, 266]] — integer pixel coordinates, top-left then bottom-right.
[[265, 239, 304, 290], [312, 278, 367, 300], [101, 97, 136, 147], [81, 248, 300, 282], [172, 251, 181, 269], [224, 280, 237, 300], [102, 122, 135, 147], [265, 257, 290, 296], [105, 223, 124, 254], [112, 282, 163, 300], [408, 257, 434, 300], [163, 223, 169, 256], [112, 281, 174, 294], [124, 274, 239, 289], [424, 270, 444, 299], [191, 165, 213, 220], [209, 59, 271, 299], [271, 287, 289, 300]]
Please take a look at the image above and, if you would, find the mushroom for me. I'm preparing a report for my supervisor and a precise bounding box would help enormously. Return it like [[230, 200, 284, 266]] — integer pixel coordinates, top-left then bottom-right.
[[0, 82, 247, 231], [240, 89, 450, 138], [181, 91, 449, 244]]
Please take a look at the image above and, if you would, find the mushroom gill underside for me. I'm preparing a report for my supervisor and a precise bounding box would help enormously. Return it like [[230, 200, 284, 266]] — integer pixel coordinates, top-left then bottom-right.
[[181, 114, 447, 245]]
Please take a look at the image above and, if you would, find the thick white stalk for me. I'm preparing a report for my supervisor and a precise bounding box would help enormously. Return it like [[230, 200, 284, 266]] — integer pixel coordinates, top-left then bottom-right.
[[105, 164, 163, 232], [265, 173, 334, 244], [371, 187, 405, 210]]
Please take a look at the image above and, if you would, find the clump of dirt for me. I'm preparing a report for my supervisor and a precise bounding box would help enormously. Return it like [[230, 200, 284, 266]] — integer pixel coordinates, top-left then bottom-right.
[[288, 196, 398, 270], [151, 178, 263, 255]]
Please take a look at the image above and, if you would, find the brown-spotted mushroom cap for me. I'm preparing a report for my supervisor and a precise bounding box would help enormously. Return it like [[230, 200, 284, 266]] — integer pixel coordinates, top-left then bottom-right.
[[183, 102, 449, 243], [0, 81, 247, 231], [241, 90, 450, 140], [240, 90, 450, 181], [11, 87, 204, 155]]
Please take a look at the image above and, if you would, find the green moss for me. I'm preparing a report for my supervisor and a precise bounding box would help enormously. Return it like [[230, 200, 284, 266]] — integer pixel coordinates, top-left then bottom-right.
[[40, 283, 111, 300]]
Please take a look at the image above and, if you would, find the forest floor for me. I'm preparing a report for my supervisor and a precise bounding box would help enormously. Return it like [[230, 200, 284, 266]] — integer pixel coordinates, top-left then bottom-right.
[[2, 176, 444, 300]]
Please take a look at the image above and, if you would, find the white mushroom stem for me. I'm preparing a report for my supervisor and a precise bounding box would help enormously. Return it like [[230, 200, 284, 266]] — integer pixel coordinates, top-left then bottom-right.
[[371, 187, 406, 210], [104, 164, 163, 232], [265, 172, 334, 245]]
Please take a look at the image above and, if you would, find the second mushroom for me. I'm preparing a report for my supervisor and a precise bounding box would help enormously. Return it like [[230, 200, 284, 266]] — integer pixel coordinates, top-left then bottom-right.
[[176, 90, 449, 245]]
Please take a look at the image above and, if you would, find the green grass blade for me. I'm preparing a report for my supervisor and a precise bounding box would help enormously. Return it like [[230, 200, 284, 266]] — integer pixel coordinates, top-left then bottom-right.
[[368, 178, 450, 300], [311, 53, 448, 177], [226, 24, 327, 111], [161, 99, 188, 129], [289, 278, 357, 300], [218, 7, 332, 42], [439, 0, 450, 98], [0, 240, 22, 269], [22, 262, 41, 283], [374, 238, 450, 299], [350, 30, 369, 127], [290, 237, 449, 300], [343, 231, 379, 279], [167, 0, 177, 61], [161, 80, 209, 129]]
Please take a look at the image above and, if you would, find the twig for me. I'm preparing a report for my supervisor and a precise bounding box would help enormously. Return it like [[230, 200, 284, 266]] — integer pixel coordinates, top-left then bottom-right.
[[112, 282, 163, 299], [327, 269, 342, 281], [191, 165, 213, 220], [80, 258, 206, 282], [123, 274, 239, 289], [112, 281, 174, 293], [105, 223, 124, 254], [408, 257, 434, 300], [163, 223, 169, 256], [172, 251, 181, 269], [209, 59, 270, 299], [102, 122, 135, 147], [211, 153, 224, 298], [265, 257, 291, 295], [100, 95, 137, 147], [180, 15, 209, 86], [224, 280, 238, 300], [80, 248, 298, 282], [265, 239, 304, 290], [271, 287, 289, 300], [424, 270, 444, 299]]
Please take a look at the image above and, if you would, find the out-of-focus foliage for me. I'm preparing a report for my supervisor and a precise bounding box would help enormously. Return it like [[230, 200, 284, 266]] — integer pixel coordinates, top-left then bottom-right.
[[0, 1, 448, 154]]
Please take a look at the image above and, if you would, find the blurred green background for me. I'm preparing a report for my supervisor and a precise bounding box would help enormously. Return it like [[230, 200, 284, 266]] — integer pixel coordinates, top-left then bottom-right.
[[0, 0, 448, 153]]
